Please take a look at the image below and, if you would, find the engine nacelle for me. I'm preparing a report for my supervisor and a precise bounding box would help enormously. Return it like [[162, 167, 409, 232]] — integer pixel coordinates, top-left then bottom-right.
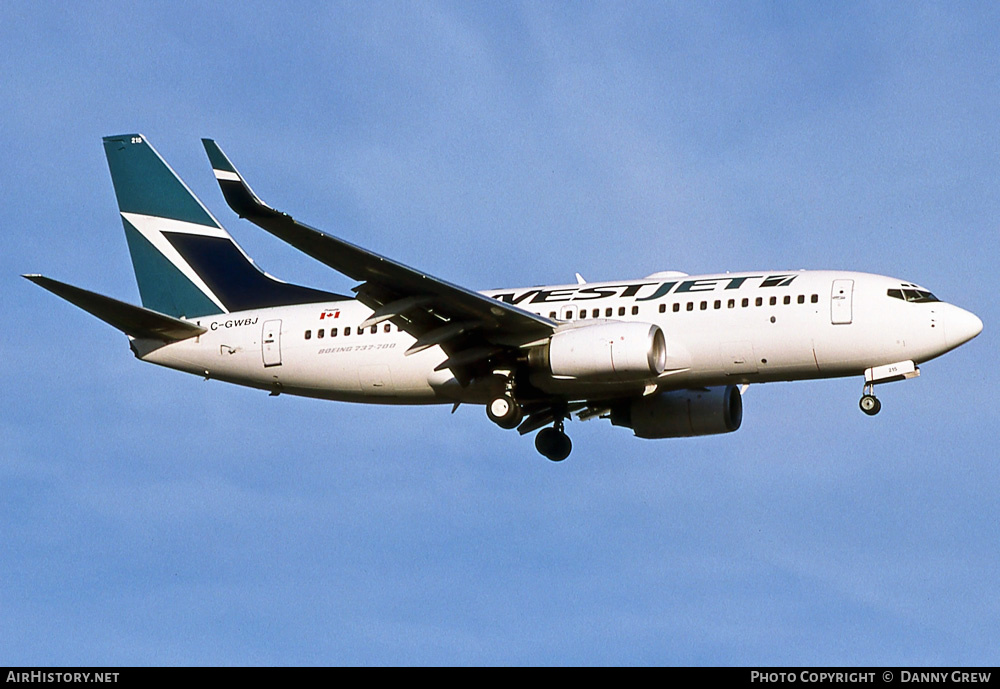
[[610, 386, 743, 438], [530, 322, 667, 382]]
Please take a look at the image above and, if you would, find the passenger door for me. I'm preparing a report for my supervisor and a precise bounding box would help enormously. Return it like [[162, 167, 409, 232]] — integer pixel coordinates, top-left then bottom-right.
[[262, 319, 282, 367], [831, 280, 854, 325]]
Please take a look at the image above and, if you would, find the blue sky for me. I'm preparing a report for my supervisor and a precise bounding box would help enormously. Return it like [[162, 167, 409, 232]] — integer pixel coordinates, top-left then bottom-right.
[[2, 1, 998, 666]]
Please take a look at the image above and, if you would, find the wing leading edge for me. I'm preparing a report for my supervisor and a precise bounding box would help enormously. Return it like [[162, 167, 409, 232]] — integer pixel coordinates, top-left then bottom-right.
[[201, 140, 555, 359]]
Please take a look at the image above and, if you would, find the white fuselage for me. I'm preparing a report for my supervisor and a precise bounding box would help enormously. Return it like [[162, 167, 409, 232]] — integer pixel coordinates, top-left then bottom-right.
[[136, 270, 980, 404]]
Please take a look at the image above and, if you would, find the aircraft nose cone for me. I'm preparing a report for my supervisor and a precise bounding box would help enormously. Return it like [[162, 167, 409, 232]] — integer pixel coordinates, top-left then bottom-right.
[[946, 307, 983, 350]]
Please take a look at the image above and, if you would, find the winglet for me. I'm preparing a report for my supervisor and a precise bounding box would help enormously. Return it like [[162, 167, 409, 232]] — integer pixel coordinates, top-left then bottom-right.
[[24, 274, 207, 342], [201, 139, 277, 220]]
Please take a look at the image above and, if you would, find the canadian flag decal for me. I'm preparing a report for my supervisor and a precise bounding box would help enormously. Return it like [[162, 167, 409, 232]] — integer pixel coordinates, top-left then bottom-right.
[[319, 309, 340, 320]]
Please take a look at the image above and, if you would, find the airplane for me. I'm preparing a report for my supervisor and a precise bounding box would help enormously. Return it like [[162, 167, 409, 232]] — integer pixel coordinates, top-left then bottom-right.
[[25, 134, 983, 461]]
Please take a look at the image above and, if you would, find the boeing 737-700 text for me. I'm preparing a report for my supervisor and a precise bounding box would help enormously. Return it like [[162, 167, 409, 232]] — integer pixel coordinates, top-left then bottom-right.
[[26, 135, 983, 461]]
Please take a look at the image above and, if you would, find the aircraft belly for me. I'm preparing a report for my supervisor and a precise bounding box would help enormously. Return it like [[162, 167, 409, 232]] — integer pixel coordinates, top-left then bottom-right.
[[719, 340, 758, 375], [812, 318, 887, 373], [753, 335, 820, 377], [527, 372, 653, 398], [358, 364, 394, 395], [286, 342, 439, 399]]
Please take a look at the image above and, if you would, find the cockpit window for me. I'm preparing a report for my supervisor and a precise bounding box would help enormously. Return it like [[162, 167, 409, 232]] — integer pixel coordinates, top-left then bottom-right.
[[887, 288, 939, 303]]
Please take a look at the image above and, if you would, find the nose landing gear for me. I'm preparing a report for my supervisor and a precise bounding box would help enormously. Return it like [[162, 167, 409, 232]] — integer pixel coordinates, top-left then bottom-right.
[[858, 360, 920, 416], [859, 393, 881, 416], [859, 383, 881, 416]]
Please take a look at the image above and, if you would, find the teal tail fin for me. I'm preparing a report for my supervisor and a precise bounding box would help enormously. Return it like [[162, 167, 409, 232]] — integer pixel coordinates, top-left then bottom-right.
[[103, 134, 342, 319]]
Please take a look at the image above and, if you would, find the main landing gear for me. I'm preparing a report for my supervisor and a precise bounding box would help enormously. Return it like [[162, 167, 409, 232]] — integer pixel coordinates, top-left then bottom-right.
[[535, 422, 572, 462], [486, 392, 573, 461], [859, 383, 881, 416], [486, 393, 523, 429]]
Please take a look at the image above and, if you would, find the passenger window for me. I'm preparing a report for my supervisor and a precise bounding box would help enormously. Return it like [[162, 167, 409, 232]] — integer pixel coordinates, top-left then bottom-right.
[[579, 310, 587, 319], [728, 299, 735, 309], [659, 304, 666, 313], [811, 294, 819, 303], [618, 307, 626, 316], [305, 330, 312, 340], [769, 296, 777, 306], [755, 297, 763, 307], [700, 301, 707, 311], [797, 295, 805, 304], [371, 326, 377, 334], [592, 309, 600, 318], [714, 300, 721, 309], [331, 328, 338, 337], [783, 296, 791, 305], [384, 324, 391, 333], [605, 308, 612, 317], [318, 329, 325, 339], [673, 303, 680, 312], [345, 327, 351, 336], [631, 306, 639, 315], [549, 311, 557, 318], [742, 298, 749, 307], [686, 302, 694, 311]]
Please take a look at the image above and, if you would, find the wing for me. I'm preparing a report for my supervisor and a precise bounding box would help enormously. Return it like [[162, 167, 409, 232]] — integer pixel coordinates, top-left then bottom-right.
[[201, 140, 556, 382]]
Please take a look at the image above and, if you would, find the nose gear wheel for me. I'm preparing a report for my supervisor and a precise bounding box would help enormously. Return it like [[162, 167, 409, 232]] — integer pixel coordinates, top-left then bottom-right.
[[859, 382, 881, 416]]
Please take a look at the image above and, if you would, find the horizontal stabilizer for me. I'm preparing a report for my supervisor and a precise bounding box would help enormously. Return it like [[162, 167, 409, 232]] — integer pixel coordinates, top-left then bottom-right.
[[24, 275, 207, 341]]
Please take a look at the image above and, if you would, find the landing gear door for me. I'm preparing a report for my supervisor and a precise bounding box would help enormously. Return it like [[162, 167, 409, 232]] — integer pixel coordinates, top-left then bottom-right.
[[262, 319, 282, 367], [831, 279, 854, 325]]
